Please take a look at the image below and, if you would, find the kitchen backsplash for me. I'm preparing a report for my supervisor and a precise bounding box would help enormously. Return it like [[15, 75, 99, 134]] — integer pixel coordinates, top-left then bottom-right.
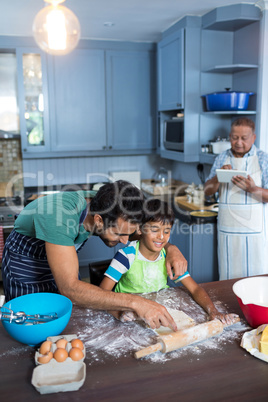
[[22, 154, 174, 188], [0, 138, 23, 196]]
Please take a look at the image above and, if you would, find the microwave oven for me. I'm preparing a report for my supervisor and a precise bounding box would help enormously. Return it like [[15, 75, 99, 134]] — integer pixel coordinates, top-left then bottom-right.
[[163, 118, 184, 151]]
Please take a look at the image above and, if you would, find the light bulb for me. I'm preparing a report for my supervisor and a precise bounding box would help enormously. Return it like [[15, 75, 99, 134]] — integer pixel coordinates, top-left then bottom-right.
[[33, 1, 81, 56]]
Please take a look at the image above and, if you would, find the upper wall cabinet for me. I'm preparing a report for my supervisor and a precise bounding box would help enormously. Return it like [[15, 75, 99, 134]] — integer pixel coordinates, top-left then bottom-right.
[[106, 50, 156, 151], [5, 38, 156, 159], [49, 48, 107, 153], [157, 20, 201, 163], [157, 29, 184, 111], [45, 44, 156, 158], [16, 47, 51, 154], [46, 44, 156, 158]]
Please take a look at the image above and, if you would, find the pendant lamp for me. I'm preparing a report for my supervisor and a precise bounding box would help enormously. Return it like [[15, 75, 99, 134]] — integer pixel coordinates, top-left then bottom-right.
[[33, 0, 81, 56]]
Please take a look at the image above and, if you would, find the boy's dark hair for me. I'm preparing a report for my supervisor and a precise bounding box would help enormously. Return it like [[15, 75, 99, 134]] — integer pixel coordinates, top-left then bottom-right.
[[142, 199, 174, 226], [231, 117, 255, 132], [90, 180, 144, 227]]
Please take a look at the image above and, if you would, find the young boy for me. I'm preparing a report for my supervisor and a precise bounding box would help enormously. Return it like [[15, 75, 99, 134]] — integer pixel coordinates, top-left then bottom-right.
[[100, 199, 235, 325]]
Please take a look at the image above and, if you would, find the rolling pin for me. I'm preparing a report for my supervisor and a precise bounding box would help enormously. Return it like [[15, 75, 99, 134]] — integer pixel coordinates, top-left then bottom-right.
[[134, 317, 240, 359]]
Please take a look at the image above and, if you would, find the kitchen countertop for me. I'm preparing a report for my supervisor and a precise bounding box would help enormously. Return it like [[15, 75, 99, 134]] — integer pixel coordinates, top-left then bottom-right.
[[173, 196, 218, 224], [0, 278, 268, 401]]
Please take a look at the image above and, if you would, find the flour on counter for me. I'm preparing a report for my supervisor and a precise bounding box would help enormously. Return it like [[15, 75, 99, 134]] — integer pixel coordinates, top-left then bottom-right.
[[73, 287, 250, 364]]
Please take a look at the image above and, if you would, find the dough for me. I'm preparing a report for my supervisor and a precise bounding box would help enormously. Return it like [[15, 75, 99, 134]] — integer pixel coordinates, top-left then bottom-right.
[[155, 308, 195, 336]]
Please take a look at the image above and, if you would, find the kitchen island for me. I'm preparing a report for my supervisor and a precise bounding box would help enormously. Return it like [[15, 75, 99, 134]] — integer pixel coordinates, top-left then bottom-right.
[[0, 278, 267, 401]]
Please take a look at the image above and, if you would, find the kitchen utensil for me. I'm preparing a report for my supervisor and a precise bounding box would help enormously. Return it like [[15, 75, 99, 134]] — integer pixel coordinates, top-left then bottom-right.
[[233, 276, 268, 328], [190, 210, 218, 224], [134, 317, 240, 358], [202, 88, 254, 111], [1, 293, 72, 346], [0, 307, 58, 324]]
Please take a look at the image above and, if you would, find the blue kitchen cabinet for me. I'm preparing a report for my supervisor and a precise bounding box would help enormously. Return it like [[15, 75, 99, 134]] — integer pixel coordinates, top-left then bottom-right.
[[77, 235, 115, 267], [157, 29, 184, 111], [45, 44, 155, 157], [77, 235, 125, 275], [106, 50, 156, 152], [16, 47, 51, 155], [48, 48, 107, 152], [170, 219, 218, 284], [157, 22, 201, 162]]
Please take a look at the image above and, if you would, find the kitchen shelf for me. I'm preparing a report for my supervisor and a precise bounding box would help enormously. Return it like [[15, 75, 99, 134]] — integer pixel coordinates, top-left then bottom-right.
[[204, 64, 258, 74], [202, 111, 256, 115], [160, 149, 199, 163], [202, 4, 261, 31], [199, 153, 217, 164]]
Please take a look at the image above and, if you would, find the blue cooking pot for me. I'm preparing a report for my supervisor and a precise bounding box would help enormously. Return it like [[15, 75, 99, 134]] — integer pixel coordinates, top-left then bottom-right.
[[202, 89, 254, 111]]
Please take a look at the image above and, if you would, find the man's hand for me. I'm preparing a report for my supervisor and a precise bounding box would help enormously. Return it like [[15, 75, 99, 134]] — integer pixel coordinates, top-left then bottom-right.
[[230, 175, 268, 203], [231, 174, 256, 193], [221, 164, 232, 170], [133, 297, 178, 331], [165, 243, 187, 280], [204, 163, 232, 196]]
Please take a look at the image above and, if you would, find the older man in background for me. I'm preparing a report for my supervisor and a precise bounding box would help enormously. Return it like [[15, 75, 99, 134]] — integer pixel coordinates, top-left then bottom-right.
[[204, 118, 268, 280]]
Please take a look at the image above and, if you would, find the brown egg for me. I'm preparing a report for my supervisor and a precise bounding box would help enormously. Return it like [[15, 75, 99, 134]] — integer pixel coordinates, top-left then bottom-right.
[[54, 347, 68, 362], [71, 338, 84, 350], [56, 338, 68, 349], [37, 351, 53, 364], [69, 347, 84, 361], [39, 340, 52, 355]]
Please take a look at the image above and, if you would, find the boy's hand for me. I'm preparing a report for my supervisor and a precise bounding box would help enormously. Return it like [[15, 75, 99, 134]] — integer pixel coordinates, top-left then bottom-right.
[[119, 311, 138, 322], [209, 312, 240, 325], [165, 243, 187, 279]]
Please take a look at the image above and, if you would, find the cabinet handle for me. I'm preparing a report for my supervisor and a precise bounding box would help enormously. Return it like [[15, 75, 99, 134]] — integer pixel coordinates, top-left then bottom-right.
[[23, 148, 27, 152], [108, 146, 112, 149], [177, 103, 182, 107], [102, 146, 106, 150]]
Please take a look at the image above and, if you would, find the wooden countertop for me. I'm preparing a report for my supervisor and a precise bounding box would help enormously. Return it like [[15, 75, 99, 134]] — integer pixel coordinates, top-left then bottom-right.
[[174, 196, 218, 212], [0, 278, 268, 401]]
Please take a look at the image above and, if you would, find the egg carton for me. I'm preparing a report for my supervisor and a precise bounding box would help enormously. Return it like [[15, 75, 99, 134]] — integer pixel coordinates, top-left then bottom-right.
[[31, 360, 86, 394], [32, 334, 86, 394], [34, 334, 86, 365]]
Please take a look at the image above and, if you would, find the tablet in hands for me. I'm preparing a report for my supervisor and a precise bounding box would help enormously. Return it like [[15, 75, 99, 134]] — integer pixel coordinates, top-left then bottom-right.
[[216, 169, 247, 183]]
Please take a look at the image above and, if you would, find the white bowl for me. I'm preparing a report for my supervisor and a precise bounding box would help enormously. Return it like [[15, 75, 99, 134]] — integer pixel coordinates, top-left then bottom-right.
[[232, 276, 268, 328]]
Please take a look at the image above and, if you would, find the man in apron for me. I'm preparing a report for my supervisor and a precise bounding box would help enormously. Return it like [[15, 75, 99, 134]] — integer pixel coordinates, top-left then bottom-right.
[[2, 181, 186, 331], [204, 118, 268, 280]]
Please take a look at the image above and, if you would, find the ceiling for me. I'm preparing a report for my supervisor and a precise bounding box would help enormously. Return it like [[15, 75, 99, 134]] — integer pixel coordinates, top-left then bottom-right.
[[0, 0, 259, 42]]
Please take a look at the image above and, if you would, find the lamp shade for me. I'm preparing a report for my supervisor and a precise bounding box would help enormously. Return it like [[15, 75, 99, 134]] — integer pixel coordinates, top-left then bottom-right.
[[33, 3, 81, 56]]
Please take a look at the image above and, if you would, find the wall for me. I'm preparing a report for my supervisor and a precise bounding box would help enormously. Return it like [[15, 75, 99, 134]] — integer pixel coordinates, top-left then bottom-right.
[[0, 138, 23, 196], [22, 154, 174, 188], [171, 161, 210, 186]]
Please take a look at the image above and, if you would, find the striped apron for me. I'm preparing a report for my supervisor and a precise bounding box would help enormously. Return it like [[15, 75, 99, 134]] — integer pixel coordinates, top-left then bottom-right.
[[2, 207, 88, 301], [218, 150, 268, 279]]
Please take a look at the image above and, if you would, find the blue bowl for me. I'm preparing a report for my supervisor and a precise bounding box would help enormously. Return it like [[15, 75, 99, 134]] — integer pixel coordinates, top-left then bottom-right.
[[1, 293, 72, 346]]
